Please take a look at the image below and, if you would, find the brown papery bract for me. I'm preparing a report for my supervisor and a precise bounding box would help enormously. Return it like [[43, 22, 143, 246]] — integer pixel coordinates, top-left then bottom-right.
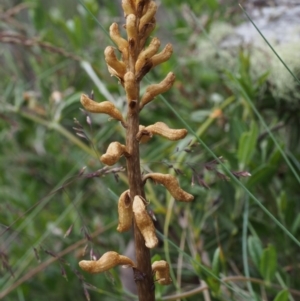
[[133, 195, 158, 249], [152, 260, 172, 285], [100, 142, 128, 166], [117, 190, 133, 232], [143, 173, 194, 202], [79, 251, 135, 274]]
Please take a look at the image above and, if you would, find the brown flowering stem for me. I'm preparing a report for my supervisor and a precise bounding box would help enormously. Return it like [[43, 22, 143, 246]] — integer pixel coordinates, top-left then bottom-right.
[[126, 52, 155, 301]]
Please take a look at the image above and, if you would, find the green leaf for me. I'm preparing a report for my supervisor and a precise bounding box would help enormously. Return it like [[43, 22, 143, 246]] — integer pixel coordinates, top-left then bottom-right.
[[273, 290, 289, 301], [276, 191, 287, 217], [246, 164, 277, 188], [248, 236, 263, 269], [212, 247, 221, 276], [259, 245, 277, 283], [237, 121, 258, 168], [206, 275, 220, 294]]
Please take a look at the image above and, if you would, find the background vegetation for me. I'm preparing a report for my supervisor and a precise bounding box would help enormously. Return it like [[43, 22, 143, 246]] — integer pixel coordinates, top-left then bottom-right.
[[1, 0, 300, 300]]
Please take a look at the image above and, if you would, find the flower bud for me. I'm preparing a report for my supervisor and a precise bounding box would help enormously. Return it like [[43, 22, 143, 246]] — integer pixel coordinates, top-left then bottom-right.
[[143, 173, 194, 202], [100, 142, 128, 166], [140, 72, 175, 110], [152, 260, 172, 285], [117, 190, 133, 232], [79, 251, 135, 274], [80, 94, 125, 124], [133, 195, 158, 249]]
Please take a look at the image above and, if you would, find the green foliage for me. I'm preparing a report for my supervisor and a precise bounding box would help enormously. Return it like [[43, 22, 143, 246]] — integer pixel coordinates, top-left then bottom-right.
[[1, 1, 300, 301]]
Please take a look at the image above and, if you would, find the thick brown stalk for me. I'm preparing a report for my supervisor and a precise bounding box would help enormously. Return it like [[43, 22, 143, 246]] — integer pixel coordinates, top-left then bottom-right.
[[125, 12, 155, 301]]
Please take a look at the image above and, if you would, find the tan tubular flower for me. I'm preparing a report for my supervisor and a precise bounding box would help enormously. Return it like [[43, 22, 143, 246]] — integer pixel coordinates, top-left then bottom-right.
[[117, 190, 133, 232], [152, 260, 172, 285], [151, 43, 173, 68], [143, 173, 194, 202], [124, 71, 137, 106], [133, 195, 158, 249], [139, 1, 157, 32], [126, 14, 137, 43], [79, 251, 135, 274], [80, 94, 125, 124], [110, 23, 129, 62], [139, 18, 156, 49], [100, 142, 128, 166], [135, 37, 161, 74], [122, 0, 136, 17], [137, 122, 187, 143], [139, 72, 175, 110], [104, 46, 126, 79]]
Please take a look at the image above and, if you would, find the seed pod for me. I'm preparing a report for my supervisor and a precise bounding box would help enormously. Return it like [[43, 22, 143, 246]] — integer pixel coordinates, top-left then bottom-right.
[[79, 251, 135, 274], [139, 1, 157, 32], [133, 195, 158, 249], [143, 173, 194, 202], [124, 72, 137, 105], [80, 94, 125, 123], [117, 190, 133, 232], [110, 23, 129, 61], [135, 37, 160, 73], [151, 43, 173, 68], [137, 122, 187, 143], [104, 46, 126, 78], [122, 0, 136, 17], [152, 260, 172, 285], [100, 142, 128, 166], [140, 72, 175, 110]]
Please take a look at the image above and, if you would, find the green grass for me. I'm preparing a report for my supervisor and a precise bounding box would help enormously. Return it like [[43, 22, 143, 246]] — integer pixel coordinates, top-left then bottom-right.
[[1, 1, 300, 300]]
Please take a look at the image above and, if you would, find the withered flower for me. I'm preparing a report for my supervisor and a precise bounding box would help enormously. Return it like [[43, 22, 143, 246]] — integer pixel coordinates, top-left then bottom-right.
[[104, 46, 127, 79], [100, 142, 129, 166], [133, 195, 158, 249], [140, 72, 175, 109], [79, 251, 135, 274], [80, 94, 125, 124], [143, 173, 194, 202], [137, 122, 187, 143]]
